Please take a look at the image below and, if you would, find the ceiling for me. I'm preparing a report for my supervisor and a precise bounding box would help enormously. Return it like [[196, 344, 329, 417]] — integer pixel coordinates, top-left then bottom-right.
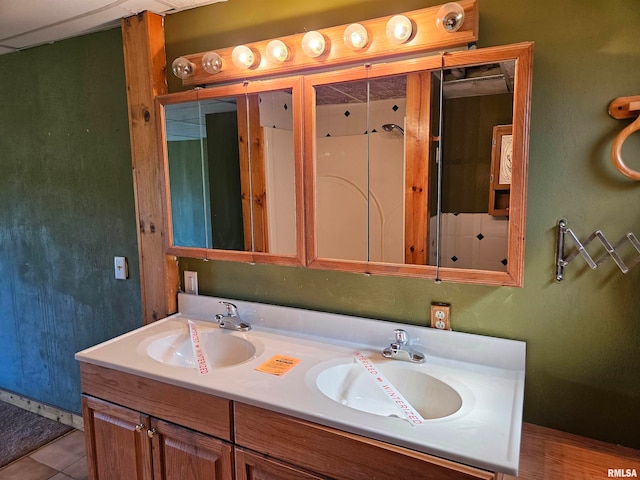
[[0, 0, 226, 56], [315, 61, 516, 104]]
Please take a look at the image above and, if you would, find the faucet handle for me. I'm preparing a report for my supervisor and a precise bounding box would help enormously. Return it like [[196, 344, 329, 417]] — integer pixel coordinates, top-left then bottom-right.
[[219, 301, 238, 316], [393, 329, 408, 345]]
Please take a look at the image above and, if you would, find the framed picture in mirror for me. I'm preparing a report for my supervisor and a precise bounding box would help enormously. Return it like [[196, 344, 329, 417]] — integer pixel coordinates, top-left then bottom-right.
[[489, 124, 512, 217], [494, 124, 513, 186]]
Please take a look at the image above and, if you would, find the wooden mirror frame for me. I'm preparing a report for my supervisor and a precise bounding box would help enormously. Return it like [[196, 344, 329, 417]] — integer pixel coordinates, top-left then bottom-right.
[[156, 76, 306, 267], [304, 43, 533, 286]]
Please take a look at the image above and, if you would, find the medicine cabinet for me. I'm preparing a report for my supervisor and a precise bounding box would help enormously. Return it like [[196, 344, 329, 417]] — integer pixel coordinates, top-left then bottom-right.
[[157, 2, 533, 286], [156, 76, 305, 266], [305, 43, 532, 286]]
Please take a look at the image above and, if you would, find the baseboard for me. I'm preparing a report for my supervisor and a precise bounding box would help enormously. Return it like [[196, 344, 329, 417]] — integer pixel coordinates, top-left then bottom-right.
[[0, 389, 84, 431]]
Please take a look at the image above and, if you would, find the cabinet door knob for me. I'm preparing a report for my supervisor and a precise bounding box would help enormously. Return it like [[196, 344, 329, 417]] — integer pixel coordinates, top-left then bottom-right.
[[147, 428, 157, 438], [135, 423, 146, 433]]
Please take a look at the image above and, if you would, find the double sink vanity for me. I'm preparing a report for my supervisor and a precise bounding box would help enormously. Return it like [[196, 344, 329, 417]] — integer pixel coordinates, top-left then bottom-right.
[[76, 293, 525, 479]]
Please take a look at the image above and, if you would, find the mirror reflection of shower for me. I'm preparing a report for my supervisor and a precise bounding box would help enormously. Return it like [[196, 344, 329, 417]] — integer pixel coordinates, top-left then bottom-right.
[[382, 123, 404, 135]]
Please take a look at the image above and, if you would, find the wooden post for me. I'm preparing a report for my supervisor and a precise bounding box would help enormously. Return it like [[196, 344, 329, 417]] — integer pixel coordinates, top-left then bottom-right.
[[237, 94, 268, 254], [121, 12, 179, 324], [248, 94, 268, 254], [404, 72, 431, 265]]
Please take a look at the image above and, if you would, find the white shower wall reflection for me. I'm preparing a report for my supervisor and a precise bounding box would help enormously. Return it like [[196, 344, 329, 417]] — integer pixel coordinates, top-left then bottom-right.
[[315, 99, 406, 263], [313, 94, 509, 270], [260, 91, 296, 255], [429, 213, 508, 271]]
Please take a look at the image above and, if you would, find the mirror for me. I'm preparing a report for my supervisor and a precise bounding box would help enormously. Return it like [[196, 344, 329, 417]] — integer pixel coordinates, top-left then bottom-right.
[[306, 43, 532, 286], [430, 60, 515, 272], [157, 43, 532, 286], [164, 95, 241, 250], [157, 77, 305, 265], [314, 75, 407, 264]]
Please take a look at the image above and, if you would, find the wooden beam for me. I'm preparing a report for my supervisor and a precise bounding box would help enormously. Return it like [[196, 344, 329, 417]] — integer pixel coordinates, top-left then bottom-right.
[[248, 94, 268, 254], [404, 72, 431, 265], [121, 12, 179, 324], [237, 95, 252, 251], [237, 94, 268, 253]]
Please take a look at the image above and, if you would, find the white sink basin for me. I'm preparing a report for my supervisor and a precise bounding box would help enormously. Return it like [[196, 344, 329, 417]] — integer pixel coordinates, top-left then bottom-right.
[[146, 327, 259, 368], [316, 361, 463, 420]]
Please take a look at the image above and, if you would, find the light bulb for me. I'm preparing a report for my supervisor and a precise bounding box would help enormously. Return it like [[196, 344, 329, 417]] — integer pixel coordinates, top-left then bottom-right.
[[231, 45, 258, 69], [301, 31, 326, 58], [266, 39, 290, 63], [385, 15, 413, 44], [343, 23, 369, 50], [202, 51, 223, 74], [172, 57, 195, 79], [436, 3, 465, 33]]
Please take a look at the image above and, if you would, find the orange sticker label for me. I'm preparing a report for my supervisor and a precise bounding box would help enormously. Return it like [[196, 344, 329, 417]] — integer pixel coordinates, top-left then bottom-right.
[[255, 355, 300, 376]]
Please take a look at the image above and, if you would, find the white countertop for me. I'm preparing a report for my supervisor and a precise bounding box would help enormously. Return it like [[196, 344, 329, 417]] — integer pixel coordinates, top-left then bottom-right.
[[76, 293, 526, 475]]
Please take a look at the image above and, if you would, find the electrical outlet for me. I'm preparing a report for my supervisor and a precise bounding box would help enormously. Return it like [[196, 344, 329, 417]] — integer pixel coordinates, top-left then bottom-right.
[[430, 302, 451, 330], [184, 271, 198, 295]]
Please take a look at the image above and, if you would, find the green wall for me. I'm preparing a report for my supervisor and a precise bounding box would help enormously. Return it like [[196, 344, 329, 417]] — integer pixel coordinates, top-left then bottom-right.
[[168, 139, 210, 247], [166, 0, 640, 448], [0, 29, 142, 413]]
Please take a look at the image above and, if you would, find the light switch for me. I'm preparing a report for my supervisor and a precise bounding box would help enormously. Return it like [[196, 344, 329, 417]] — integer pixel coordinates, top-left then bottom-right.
[[114, 256, 128, 280], [184, 271, 198, 295]]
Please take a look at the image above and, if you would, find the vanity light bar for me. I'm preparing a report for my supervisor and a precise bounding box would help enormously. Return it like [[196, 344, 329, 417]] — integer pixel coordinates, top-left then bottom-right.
[[174, 0, 478, 86]]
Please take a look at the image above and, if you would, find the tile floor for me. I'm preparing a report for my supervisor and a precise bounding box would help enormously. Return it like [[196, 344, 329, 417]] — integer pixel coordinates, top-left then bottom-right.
[[0, 430, 87, 480]]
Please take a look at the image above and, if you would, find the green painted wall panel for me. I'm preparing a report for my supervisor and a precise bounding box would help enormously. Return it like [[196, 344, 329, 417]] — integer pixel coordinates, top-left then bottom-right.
[[205, 111, 244, 250], [167, 0, 640, 449], [168, 139, 210, 247], [0, 29, 142, 413]]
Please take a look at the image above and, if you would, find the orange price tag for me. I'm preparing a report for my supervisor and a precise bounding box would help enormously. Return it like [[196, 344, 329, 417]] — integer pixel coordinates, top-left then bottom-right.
[[255, 355, 300, 376]]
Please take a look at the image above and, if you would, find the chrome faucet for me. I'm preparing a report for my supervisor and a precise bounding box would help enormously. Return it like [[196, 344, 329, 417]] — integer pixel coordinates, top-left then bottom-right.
[[382, 329, 425, 363], [214, 301, 251, 332]]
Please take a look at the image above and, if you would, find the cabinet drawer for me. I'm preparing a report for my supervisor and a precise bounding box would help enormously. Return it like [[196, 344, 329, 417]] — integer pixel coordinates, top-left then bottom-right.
[[80, 362, 232, 441], [235, 447, 325, 480], [234, 403, 498, 480]]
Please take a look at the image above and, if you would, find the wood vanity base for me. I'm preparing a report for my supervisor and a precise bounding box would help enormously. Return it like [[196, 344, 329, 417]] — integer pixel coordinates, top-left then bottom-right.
[[80, 363, 502, 480], [81, 362, 640, 479]]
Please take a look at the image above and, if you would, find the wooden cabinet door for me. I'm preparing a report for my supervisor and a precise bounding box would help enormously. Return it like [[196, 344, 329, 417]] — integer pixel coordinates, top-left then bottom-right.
[[235, 448, 325, 480], [150, 418, 233, 480], [82, 395, 153, 480]]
